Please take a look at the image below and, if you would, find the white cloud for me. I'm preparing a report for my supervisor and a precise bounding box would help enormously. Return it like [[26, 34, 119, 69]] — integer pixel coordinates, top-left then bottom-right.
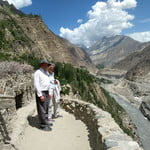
[[60, 0, 137, 48], [77, 19, 83, 24], [128, 31, 150, 42], [3, 0, 32, 9]]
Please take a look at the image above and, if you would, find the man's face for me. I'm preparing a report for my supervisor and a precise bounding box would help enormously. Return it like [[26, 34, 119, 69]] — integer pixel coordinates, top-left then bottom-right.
[[48, 65, 55, 73], [41, 63, 48, 70]]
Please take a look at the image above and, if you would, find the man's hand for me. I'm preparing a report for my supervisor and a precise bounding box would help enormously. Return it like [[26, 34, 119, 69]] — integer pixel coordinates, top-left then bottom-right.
[[40, 96, 45, 102], [54, 80, 58, 84], [49, 95, 52, 99]]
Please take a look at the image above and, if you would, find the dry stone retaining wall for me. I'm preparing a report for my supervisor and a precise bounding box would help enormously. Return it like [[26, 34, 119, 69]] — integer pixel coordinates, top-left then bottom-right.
[[0, 74, 34, 149], [0, 95, 15, 150], [62, 98, 143, 150]]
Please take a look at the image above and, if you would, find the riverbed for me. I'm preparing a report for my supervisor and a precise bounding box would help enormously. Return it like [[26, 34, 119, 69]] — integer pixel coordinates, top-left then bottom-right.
[[103, 83, 150, 150]]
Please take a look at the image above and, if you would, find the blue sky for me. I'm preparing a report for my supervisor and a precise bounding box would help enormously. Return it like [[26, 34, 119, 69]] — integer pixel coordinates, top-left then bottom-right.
[[4, 0, 150, 47], [20, 0, 99, 34], [123, 0, 150, 33], [21, 0, 150, 35]]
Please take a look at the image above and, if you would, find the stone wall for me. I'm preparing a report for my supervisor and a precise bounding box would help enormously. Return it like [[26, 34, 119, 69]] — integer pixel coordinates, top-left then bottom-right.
[[62, 98, 143, 150], [0, 74, 34, 149], [0, 74, 34, 108], [0, 95, 15, 150]]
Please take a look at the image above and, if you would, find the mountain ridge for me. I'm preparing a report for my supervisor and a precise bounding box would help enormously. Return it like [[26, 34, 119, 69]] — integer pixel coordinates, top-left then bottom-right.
[[113, 44, 150, 80], [88, 35, 148, 67]]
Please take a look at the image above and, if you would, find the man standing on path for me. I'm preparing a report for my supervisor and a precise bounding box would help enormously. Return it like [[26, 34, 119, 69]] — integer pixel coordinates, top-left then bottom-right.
[[48, 63, 62, 120], [34, 60, 52, 131], [47, 63, 55, 121]]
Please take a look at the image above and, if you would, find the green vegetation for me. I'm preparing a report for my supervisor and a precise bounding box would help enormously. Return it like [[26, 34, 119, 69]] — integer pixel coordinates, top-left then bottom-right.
[[0, 52, 41, 70], [96, 64, 105, 69], [98, 77, 113, 84], [19, 13, 40, 18], [0, 9, 34, 63], [0, 53, 11, 61], [0, 7, 41, 65], [13, 53, 41, 70], [0, 17, 31, 51], [0, 4, 39, 18], [54, 62, 96, 101], [0, 19, 11, 51], [0, 8, 12, 16]]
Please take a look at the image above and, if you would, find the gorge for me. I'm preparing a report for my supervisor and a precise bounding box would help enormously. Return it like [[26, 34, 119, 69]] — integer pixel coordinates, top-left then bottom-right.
[[0, 1, 149, 150]]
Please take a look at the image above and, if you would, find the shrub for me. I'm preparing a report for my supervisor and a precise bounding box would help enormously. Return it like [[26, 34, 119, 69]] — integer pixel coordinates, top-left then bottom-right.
[[96, 64, 105, 69], [12, 53, 41, 70], [0, 53, 11, 60]]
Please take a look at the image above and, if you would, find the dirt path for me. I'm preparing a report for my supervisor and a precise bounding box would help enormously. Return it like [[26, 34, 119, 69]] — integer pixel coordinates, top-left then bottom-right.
[[18, 109, 91, 150]]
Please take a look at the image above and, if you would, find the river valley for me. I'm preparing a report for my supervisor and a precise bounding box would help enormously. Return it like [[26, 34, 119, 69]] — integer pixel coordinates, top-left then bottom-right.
[[102, 78, 150, 150]]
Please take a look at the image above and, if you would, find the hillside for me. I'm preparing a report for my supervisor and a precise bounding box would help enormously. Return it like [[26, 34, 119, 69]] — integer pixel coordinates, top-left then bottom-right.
[[88, 35, 148, 67], [113, 45, 150, 81], [113, 44, 150, 124], [0, 0, 94, 71]]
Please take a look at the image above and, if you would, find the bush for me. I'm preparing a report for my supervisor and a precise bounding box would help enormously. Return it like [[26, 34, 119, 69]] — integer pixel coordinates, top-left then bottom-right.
[[98, 78, 113, 84], [0, 53, 11, 60], [96, 64, 105, 69]]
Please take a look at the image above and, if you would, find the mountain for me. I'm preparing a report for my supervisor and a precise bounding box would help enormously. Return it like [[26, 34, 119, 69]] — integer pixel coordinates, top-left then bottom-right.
[[113, 44, 150, 81], [0, 0, 94, 71], [88, 35, 148, 67]]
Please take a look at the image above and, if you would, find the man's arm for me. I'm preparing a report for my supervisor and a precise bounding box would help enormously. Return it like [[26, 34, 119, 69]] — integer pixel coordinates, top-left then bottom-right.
[[34, 71, 42, 97]]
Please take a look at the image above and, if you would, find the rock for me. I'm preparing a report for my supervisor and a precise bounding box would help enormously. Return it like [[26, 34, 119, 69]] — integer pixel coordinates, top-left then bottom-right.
[[140, 98, 150, 121], [105, 139, 118, 148]]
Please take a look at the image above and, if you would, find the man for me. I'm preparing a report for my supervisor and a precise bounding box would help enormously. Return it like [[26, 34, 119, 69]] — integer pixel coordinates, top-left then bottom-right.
[[48, 63, 62, 120], [34, 60, 52, 131], [53, 79, 62, 118]]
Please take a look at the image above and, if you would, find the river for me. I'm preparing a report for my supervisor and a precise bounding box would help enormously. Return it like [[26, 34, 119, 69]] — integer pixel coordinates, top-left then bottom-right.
[[102, 82, 150, 150]]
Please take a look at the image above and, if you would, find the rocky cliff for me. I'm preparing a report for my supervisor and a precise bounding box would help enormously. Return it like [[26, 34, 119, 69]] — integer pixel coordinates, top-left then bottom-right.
[[88, 35, 148, 67], [113, 45, 150, 79]]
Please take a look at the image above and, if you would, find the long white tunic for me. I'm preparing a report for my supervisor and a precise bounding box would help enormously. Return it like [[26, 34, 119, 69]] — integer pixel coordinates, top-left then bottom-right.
[[53, 80, 61, 103]]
